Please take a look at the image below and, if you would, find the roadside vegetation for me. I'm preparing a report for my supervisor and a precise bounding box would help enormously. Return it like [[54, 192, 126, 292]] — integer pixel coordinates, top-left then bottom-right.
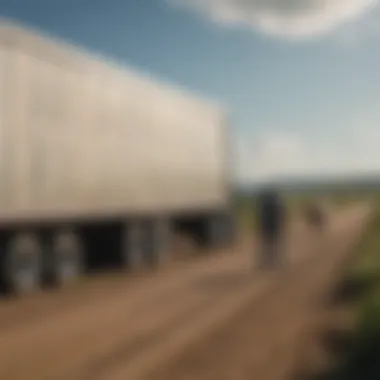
[[337, 203, 380, 379], [309, 195, 380, 379]]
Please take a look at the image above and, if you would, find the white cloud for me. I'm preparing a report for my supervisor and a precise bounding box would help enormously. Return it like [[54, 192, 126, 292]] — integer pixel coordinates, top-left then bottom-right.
[[333, 7, 380, 46], [234, 125, 380, 184], [168, 0, 379, 40]]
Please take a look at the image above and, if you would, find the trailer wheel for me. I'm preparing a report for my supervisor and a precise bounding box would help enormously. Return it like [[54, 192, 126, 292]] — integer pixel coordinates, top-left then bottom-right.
[[48, 231, 84, 287], [2, 233, 43, 295]]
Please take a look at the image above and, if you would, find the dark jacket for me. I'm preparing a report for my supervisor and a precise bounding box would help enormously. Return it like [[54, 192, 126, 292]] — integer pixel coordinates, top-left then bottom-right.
[[256, 191, 285, 237]]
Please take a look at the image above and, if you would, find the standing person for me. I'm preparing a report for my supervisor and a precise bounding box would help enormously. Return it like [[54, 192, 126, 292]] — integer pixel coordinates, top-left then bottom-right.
[[255, 189, 286, 270]]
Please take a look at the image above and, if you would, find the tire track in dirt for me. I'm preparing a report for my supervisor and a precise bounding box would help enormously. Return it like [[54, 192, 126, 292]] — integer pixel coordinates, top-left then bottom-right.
[[0, 234, 257, 379], [100, 274, 277, 380], [78, 279, 259, 380], [5, 291, 214, 380], [0, 255, 244, 378]]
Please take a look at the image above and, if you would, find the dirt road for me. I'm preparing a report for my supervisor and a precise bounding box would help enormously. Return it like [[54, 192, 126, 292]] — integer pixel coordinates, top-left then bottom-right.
[[148, 203, 370, 380], [0, 204, 370, 380]]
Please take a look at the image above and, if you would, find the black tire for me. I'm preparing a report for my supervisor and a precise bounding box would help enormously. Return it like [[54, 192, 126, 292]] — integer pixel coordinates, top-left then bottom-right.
[[46, 230, 84, 287], [2, 233, 43, 295]]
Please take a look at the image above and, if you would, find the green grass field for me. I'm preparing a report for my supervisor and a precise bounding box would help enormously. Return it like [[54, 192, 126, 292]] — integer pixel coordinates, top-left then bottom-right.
[[323, 193, 380, 378]]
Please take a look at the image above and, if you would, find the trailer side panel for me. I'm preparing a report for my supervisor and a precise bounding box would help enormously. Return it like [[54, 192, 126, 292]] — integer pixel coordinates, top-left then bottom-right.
[[0, 27, 230, 219]]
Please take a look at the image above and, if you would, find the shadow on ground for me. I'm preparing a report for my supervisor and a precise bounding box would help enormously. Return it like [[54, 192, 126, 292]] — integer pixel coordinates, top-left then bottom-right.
[[292, 274, 380, 380]]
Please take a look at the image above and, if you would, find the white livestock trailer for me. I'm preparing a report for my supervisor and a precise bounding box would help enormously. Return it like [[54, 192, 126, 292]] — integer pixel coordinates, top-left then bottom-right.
[[0, 20, 235, 294]]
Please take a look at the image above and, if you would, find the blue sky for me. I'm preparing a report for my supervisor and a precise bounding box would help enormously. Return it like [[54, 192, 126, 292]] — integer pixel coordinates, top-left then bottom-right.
[[1, 0, 380, 184]]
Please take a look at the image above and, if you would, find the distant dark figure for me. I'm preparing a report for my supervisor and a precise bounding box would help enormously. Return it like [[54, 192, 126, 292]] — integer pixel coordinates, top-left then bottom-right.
[[256, 189, 286, 269], [304, 202, 325, 230]]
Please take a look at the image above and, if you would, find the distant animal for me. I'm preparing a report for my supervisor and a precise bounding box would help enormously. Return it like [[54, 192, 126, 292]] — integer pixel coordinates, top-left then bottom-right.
[[304, 202, 325, 229]]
